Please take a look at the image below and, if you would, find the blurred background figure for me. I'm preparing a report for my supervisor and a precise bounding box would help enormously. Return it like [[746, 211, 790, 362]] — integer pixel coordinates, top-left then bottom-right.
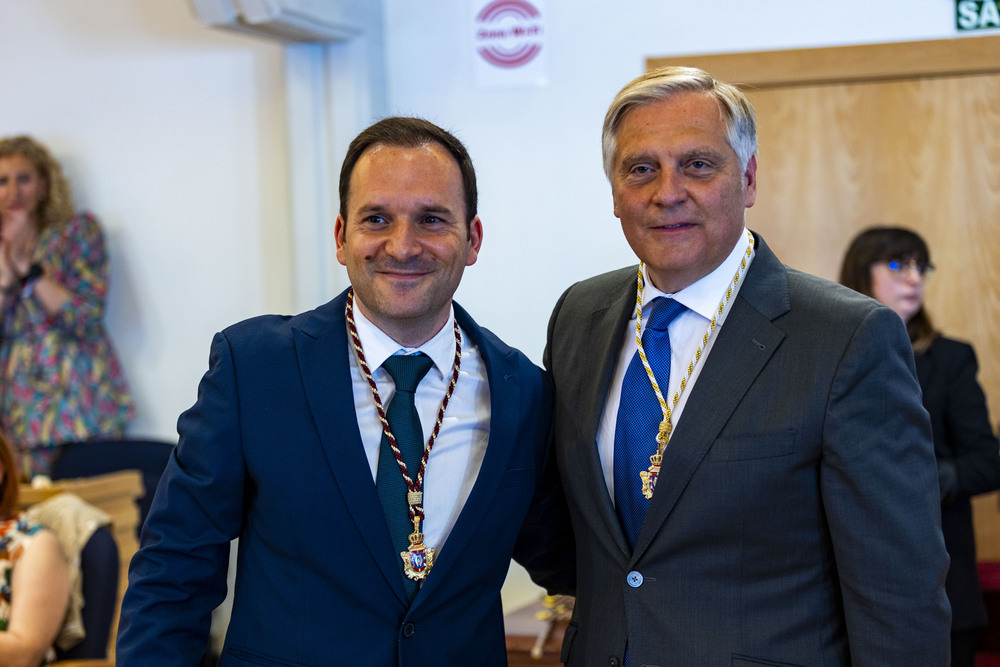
[[0, 430, 70, 665], [840, 225, 1000, 667], [0, 136, 134, 479]]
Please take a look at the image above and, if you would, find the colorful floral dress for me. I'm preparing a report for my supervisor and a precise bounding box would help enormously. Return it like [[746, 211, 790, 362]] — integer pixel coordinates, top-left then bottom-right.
[[0, 513, 56, 663], [0, 212, 134, 477]]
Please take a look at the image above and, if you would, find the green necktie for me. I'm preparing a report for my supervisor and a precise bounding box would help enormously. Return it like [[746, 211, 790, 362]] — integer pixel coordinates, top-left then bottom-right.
[[376, 353, 433, 600]]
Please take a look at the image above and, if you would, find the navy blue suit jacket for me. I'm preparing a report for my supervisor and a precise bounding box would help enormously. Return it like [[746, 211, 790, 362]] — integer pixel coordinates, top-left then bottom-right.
[[117, 289, 572, 666]]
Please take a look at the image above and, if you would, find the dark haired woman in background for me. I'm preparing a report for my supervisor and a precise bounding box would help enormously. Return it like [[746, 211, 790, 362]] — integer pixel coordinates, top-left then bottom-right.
[[0, 135, 134, 479], [841, 226, 1000, 666]]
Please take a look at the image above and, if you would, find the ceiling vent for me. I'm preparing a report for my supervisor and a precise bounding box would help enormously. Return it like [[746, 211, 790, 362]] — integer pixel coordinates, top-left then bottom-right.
[[190, 0, 360, 43]]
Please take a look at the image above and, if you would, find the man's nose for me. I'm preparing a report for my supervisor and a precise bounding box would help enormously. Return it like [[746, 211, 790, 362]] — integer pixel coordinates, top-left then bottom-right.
[[652, 169, 687, 207], [384, 221, 421, 258]]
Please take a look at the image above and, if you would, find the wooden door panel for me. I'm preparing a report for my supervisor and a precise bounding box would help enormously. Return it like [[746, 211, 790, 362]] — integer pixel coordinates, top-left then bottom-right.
[[648, 40, 1000, 558], [745, 74, 1000, 429]]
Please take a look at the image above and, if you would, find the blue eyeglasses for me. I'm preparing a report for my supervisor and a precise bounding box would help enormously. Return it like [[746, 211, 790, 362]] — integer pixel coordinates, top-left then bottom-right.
[[886, 258, 934, 277]]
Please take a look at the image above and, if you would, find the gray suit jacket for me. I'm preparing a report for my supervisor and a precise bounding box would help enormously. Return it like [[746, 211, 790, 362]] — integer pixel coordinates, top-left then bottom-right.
[[544, 233, 950, 666]]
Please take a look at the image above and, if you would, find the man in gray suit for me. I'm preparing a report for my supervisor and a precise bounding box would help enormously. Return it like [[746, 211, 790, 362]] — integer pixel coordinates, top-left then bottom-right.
[[544, 66, 950, 665]]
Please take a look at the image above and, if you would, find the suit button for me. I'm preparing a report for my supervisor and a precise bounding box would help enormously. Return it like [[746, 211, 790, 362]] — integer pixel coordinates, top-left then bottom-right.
[[402, 622, 415, 638], [627, 570, 643, 587], [608, 657, 620, 667]]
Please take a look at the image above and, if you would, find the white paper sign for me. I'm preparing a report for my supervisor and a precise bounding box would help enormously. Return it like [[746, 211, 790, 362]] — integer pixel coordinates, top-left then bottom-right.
[[471, 0, 549, 89]]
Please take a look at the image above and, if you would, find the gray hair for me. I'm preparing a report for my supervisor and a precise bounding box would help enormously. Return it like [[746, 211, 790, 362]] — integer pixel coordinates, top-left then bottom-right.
[[602, 66, 757, 181]]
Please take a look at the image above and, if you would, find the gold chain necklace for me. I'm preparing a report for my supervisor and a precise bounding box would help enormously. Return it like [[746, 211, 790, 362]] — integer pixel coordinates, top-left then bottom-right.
[[634, 229, 755, 499], [346, 288, 462, 581]]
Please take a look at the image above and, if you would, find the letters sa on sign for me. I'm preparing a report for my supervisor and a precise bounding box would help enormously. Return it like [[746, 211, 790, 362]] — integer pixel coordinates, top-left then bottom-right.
[[956, 0, 1000, 30]]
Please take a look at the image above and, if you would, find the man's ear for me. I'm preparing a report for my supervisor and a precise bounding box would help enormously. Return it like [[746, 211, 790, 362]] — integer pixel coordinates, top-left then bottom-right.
[[743, 154, 757, 208], [335, 215, 347, 266], [466, 216, 484, 266]]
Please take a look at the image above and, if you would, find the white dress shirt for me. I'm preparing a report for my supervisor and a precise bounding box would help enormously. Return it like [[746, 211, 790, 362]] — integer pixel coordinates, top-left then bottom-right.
[[598, 229, 756, 500], [348, 303, 490, 556]]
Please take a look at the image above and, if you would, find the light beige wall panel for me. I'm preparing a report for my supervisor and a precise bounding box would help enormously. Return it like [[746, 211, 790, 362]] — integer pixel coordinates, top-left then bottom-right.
[[649, 37, 1000, 559]]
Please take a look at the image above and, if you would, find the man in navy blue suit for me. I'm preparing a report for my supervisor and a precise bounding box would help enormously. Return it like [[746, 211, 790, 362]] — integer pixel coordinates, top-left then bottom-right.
[[117, 117, 573, 665]]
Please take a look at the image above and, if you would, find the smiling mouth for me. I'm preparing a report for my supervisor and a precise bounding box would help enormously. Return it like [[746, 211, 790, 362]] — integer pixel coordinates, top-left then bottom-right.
[[377, 268, 433, 280], [376, 260, 435, 275], [383, 272, 427, 279]]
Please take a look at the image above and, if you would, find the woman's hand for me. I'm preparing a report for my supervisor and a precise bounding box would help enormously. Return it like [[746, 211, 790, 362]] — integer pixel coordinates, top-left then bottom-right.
[[0, 210, 37, 295], [0, 210, 36, 272], [0, 242, 24, 298]]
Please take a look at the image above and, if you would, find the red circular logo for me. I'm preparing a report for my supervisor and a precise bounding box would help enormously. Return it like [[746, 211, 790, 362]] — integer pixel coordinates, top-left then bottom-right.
[[475, 0, 544, 69]]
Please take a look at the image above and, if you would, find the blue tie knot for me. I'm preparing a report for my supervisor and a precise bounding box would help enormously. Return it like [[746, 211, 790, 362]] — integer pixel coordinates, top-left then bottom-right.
[[383, 353, 434, 394], [644, 297, 687, 333]]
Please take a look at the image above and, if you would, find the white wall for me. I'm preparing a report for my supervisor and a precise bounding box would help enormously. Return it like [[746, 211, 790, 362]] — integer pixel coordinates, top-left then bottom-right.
[[379, 0, 996, 609], [382, 0, 978, 365], [0, 0, 293, 440]]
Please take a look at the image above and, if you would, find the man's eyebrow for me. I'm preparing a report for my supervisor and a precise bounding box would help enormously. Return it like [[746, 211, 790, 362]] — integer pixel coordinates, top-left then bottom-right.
[[679, 147, 729, 164], [620, 151, 656, 163], [619, 146, 729, 166], [353, 201, 457, 216], [353, 203, 386, 215], [418, 204, 456, 215]]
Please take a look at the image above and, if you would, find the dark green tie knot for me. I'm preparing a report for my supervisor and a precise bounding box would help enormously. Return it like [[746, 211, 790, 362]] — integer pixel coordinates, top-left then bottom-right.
[[382, 353, 434, 394]]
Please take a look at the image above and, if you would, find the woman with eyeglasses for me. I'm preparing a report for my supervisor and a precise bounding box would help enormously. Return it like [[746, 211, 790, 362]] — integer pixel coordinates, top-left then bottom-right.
[[840, 225, 1000, 666]]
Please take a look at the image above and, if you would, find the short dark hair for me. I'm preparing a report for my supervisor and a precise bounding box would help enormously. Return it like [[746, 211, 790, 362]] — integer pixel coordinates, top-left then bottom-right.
[[839, 226, 937, 351], [338, 117, 478, 228]]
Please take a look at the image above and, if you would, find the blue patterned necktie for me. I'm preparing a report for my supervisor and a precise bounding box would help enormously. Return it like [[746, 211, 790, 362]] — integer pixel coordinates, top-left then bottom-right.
[[376, 353, 433, 600], [614, 297, 687, 548]]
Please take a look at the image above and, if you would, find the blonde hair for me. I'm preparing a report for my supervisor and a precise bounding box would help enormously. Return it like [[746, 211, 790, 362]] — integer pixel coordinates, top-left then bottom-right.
[[0, 135, 75, 233]]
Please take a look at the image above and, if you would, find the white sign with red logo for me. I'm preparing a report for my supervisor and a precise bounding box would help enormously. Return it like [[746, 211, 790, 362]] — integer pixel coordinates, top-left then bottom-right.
[[471, 0, 549, 88]]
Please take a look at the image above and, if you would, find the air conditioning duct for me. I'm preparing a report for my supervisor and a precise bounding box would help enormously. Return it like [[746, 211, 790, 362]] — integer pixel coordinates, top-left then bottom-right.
[[189, 0, 360, 42]]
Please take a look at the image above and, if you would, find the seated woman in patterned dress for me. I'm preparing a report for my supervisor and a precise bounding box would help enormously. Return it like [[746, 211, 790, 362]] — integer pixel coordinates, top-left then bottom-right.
[[0, 431, 69, 666]]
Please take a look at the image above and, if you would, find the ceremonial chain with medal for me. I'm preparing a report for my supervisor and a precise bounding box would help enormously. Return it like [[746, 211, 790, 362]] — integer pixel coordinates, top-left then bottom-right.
[[346, 288, 462, 581], [634, 229, 755, 499]]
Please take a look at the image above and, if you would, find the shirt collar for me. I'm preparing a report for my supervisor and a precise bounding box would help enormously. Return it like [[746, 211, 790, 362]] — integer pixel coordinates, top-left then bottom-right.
[[639, 227, 754, 321], [351, 303, 457, 381]]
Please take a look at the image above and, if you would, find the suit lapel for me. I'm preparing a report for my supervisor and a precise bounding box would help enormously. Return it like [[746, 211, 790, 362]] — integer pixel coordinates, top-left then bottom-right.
[[632, 235, 790, 561], [293, 290, 409, 603], [572, 274, 640, 557]]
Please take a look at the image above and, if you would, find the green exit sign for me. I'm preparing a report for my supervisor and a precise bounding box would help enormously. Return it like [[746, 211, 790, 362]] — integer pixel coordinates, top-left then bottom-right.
[[957, 1, 1000, 30]]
